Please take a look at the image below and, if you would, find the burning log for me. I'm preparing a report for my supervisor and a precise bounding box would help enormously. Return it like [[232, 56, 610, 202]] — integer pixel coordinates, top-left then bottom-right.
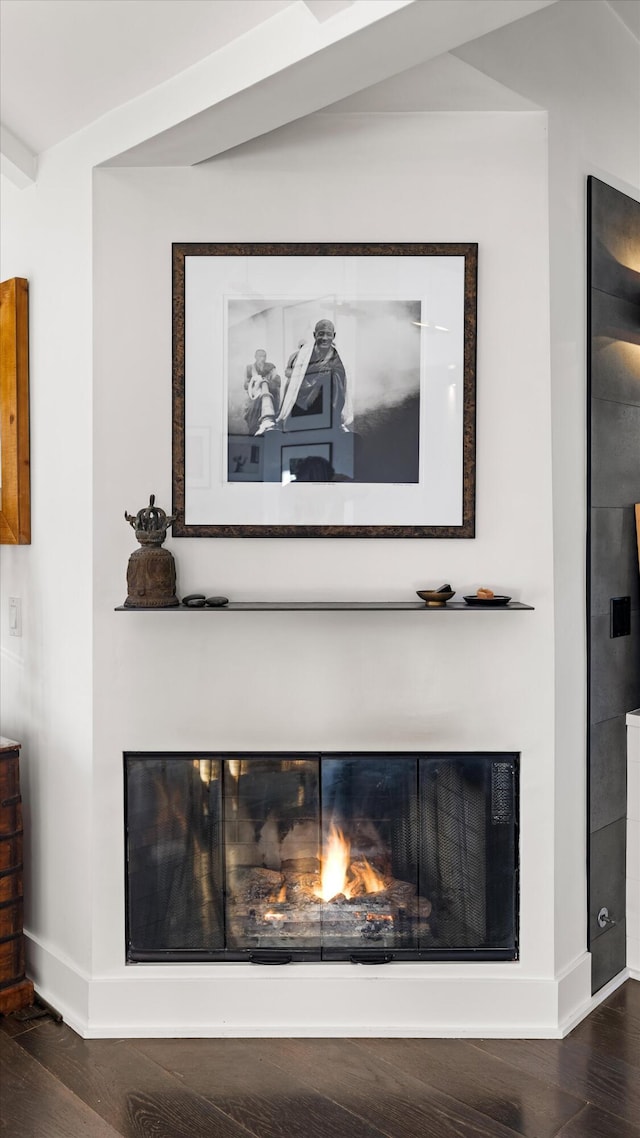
[[282, 870, 321, 906], [383, 879, 418, 909], [227, 866, 284, 903], [226, 860, 432, 949], [281, 857, 319, 874]]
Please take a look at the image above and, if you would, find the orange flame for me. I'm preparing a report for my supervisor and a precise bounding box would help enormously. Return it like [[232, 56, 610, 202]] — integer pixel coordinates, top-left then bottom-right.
[[317, 826, 386, 901], [318, 826, 351, 901]]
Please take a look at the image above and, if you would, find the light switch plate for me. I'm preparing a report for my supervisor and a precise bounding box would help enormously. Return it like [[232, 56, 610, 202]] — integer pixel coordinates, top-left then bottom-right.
[[9, 597, 22, 637], [610, 596, 631, 638]]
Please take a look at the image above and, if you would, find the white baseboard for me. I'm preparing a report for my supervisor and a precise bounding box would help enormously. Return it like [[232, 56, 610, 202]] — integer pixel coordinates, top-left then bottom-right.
[[25, 932, 599, 1039], [24, 930, 90, 1037], [558, 962, 628, 1037]]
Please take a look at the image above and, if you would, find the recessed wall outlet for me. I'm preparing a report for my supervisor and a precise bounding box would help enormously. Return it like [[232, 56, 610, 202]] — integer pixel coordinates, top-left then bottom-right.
[[610, 596, 631, 638], [9, 597, 22, 637]]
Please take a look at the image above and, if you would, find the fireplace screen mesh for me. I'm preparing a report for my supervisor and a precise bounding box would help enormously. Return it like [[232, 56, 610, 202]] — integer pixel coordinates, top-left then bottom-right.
[[125, 753, 518, 962]]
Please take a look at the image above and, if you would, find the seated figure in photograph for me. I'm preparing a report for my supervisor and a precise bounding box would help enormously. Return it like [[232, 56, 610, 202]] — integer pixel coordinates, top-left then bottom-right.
[[278, 319, 353, 430], [244, 349, 281, 435]]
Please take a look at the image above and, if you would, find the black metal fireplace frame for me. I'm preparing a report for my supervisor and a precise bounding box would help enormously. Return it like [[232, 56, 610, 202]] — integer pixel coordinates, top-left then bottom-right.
[[124, 751, 520, 965]]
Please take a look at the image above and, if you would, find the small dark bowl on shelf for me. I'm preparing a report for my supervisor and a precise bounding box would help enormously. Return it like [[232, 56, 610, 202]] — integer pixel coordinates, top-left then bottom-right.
[[463, 594, 512, 607], [416, 589, 456, 607]]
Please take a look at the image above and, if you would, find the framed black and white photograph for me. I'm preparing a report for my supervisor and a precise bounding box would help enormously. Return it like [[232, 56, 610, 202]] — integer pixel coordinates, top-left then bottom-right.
[[281, 443, 333, 485], [227, 437, 264, 482], [173, 243, 477, 537]]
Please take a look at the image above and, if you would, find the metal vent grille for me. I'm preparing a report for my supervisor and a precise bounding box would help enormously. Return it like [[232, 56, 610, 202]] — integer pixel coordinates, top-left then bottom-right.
[[491, 762, 514, 824]]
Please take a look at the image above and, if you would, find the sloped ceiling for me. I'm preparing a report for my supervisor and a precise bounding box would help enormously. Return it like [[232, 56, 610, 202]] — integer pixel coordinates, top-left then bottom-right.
[[607, 0, 640, 40], [101, 0, 555, 169], [0, 0, 295, 154], [0, 0, 557, 185], [323, 52, 541, 112]]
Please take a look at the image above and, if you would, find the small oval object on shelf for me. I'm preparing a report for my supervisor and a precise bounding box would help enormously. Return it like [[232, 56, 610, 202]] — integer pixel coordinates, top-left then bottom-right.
[[182, 594, 206, 607], [205, 596, 230, 607]]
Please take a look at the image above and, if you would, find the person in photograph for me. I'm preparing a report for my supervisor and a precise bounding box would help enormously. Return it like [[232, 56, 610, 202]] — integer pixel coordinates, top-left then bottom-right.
[[277, 319, 353, 430], [244, 349, 281, 435], [285, 338, 307, 379]]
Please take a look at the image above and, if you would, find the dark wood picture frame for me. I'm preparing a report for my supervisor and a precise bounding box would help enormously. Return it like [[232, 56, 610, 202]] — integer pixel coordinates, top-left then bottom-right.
[[172, 243, 477, 538], [0, 278, 30, 545]]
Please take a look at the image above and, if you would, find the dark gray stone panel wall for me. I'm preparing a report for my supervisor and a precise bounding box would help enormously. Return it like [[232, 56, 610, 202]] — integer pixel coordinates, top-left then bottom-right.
[[591, 332, 640, 405], [590, 610, 640, 725], [588, 176, 640, 994], [590, 507, 640, 616], [590, 919, 627, 994], [588, 818, 627, 944], [589, 714, 628, 832], [591, 399, 640, 508]]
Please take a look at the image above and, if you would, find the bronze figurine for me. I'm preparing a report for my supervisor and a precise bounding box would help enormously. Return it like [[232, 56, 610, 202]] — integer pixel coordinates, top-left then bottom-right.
[[124, 495, 179, 608]]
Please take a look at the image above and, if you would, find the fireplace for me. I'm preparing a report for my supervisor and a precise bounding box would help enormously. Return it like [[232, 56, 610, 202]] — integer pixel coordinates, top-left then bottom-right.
[[125, 753, 518, 963]]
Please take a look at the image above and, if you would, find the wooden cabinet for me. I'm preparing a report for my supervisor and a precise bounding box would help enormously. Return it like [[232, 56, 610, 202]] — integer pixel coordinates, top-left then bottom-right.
[[0, 737, 34, 1013]]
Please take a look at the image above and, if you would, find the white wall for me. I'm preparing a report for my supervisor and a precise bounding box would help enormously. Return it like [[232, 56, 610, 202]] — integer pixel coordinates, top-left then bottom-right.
[[455, 0, 640, 979], [81, 109, 568, 1034], [0, 155, 94, 983], [2, 0, 636, 1035]]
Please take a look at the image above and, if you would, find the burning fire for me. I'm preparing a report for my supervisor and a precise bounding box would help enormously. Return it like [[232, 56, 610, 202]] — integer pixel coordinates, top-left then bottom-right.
[[316, 825, 386, 902]]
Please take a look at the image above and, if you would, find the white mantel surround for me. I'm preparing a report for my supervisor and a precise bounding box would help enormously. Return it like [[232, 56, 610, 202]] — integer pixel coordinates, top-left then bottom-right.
[[74, 111, 586, 1038], [1, 1, 638, 1039]]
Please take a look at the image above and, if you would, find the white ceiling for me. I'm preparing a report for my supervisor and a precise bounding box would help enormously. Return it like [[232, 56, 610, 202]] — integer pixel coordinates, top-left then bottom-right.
[[305, 0, 354, 18], [324, 52, 541, 112], [607, 0, 640, 39], [0, 0, 636, 166], [0, 0, 295, 153], [101, 0, 555, 169], [3, 0, 633, 177]]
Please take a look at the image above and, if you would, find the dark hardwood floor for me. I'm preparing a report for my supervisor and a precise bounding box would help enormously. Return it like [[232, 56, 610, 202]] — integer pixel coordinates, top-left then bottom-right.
[[1, 980, 639, 1138]]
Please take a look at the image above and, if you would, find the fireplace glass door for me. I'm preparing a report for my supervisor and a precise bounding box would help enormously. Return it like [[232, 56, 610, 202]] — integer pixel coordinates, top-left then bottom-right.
[[125, 753, 518, 962]]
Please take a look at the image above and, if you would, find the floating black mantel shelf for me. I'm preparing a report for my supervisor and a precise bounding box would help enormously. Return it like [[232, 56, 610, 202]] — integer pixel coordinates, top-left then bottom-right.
[[116, 601, 534, 612]]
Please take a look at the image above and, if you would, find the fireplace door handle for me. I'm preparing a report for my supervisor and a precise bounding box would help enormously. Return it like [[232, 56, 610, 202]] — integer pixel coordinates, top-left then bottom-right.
[[350, 953, 394, 965], [249, 951, 293, 965]]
